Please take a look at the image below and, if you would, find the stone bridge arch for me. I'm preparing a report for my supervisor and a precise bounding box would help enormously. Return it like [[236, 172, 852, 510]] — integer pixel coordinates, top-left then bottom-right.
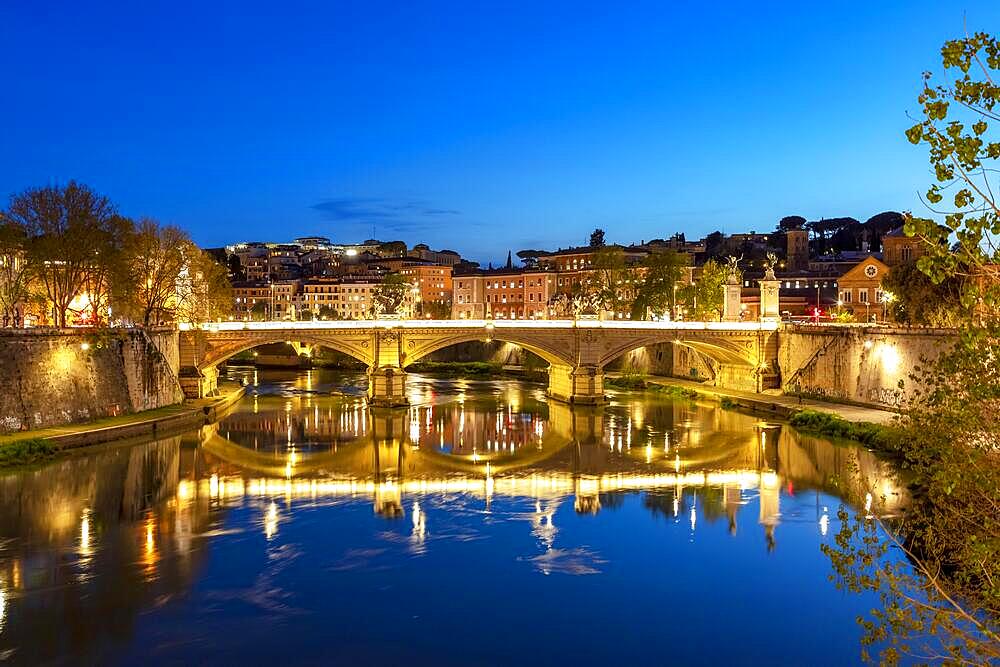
[[179, 321, 780, 405], [199, 332, 374, 370], [401, 329, 576, 368], [593, 328, 779, 393]]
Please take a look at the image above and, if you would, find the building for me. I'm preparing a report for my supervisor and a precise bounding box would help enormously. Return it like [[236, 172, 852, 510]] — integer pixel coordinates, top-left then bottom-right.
[[881, 227, 927, 266], [535, 245, 648, 272], [408, 244, 462, 267], [837, 256, 891, 321], [786, 229, 809, 272], [452, 273, 486, 319], [451, 268, 557, 320], [399, 264, 453, 317]]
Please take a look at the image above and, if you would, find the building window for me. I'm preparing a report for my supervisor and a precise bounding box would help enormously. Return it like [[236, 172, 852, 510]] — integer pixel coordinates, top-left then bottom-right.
[[858, 288, 869, 304], [840, 290, 853, 304]]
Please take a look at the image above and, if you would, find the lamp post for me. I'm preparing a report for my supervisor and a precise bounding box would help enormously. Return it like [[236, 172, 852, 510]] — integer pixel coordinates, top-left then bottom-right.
[[815, 281, 820, 321]]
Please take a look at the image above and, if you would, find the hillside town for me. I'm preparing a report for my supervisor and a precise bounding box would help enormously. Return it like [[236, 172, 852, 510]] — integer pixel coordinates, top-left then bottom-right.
[[0, 197, 945, 328], [216, 212, 930, 324]]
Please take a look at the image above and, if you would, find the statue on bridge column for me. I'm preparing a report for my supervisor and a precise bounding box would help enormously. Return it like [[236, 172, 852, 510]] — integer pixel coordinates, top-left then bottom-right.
[[758, 253, 781, 322], [723, 255, 743, 322]]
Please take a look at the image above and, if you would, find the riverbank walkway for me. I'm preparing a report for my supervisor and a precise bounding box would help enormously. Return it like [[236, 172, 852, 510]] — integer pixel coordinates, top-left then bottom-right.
[[611, 374, 899, 425], [0, 384, 245, 449]]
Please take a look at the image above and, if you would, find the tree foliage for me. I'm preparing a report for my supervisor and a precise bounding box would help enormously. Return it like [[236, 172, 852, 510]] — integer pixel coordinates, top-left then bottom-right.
[[5, 181, 121, 326], [580, 247, 634, 316], [777, 215, 806, 231], [589, 228, 606, 248], [630, 249, 689, 319], [679, 259, 728, 321], [119, 219, 196, 326], [825, 30, 1000, 664], [880, 260, 964, 326], [904, 30, 1000, 314], [0, 217, 35, 323]]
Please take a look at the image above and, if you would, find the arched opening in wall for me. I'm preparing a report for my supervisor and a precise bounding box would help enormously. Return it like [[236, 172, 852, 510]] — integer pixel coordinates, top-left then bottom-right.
[[221, 342, 371, 371], [602, 342, 675, 377], [405, 339, 551, 379], [600, 339, 753, 385], [219, 342, 368, 371]]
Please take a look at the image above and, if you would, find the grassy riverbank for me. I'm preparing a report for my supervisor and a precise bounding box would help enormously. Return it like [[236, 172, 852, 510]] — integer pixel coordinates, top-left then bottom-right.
[[787, 410, 901, 450], [604, 375, 700, 399], [0, 384, 245, 470], [0, 438, 57, 467]]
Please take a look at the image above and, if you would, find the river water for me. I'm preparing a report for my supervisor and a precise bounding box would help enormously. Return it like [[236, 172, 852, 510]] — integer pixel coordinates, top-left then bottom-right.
[[0, 368, 909, 665]]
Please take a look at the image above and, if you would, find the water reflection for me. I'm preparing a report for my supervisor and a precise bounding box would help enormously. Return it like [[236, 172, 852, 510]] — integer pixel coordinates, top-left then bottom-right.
[[0, 369, 909, 665]]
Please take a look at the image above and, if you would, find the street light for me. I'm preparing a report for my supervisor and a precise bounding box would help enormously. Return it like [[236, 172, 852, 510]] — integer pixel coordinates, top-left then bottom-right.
[[882, 291, 895, 322]]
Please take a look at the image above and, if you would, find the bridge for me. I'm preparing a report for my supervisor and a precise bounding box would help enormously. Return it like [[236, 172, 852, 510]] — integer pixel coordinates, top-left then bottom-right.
[[178, 319, 780, 406]]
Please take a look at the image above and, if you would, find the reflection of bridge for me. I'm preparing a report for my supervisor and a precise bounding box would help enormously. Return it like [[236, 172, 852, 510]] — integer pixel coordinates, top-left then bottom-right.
[[195, 401, 907, 519], [179, 320, 781, 405]]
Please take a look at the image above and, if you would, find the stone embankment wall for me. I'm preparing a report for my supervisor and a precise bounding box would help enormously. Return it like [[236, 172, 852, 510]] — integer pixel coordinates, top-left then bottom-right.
[[611, 326, 956, 409], [0, 328, 183, 433], [778, 325, 956, 409]]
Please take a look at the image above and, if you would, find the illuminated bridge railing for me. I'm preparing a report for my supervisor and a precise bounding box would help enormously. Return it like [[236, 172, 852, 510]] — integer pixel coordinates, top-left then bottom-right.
[[179, 319, 781, 332]]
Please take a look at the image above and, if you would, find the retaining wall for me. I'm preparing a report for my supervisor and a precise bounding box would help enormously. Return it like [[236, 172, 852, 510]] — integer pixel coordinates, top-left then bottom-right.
[[0, 328, 183, 433]]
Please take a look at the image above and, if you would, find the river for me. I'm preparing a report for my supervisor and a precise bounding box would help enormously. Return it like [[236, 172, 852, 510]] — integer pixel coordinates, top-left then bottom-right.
[[0, 368, 909, 665]]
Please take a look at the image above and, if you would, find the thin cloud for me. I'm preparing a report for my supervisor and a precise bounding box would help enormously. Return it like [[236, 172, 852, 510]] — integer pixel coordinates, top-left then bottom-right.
[[310, 197, 461, 222]]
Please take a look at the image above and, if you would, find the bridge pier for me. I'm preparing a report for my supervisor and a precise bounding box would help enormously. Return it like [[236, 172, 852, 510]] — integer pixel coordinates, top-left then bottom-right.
[[367, 366, 409, 408], [179, 365, 219, 398], [547, 364, 605, 405]]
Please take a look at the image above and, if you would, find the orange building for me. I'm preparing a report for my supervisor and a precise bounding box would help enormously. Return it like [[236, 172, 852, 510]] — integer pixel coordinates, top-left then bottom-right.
[[399, 264, 453, 316], [837, 256, 890, 321], [452, 269, 556, 319]]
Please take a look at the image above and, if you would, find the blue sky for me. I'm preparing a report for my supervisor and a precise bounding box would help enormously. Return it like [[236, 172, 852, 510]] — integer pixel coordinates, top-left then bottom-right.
[[2, 1, 997, 264]]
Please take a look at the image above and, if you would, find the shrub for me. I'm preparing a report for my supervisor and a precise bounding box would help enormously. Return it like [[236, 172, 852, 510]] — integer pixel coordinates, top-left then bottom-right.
[[0, 438, 57, 467]]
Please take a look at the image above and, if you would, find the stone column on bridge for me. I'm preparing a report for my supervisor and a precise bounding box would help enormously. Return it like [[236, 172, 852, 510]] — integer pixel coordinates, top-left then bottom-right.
[[723, 271, 743, 322], [548, 364, 604, 405], [758, 262, 781, 322]]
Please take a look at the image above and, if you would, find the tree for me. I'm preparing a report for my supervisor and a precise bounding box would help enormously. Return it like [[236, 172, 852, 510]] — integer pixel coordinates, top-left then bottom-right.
[[227, 253, 246, 281], [824, 30, 1000, 665], [905, 31, 1000, 315], [808, 217, 861, 254], [120, 219, 195, 326], [516, 249, 544, 268], [317, 304, 339, 320], [777, 215, 807, 232], [630, 249, 689, 319], [880, 261, 964, 326], [251, 300, 270, 321], [703, 231, 725, 258], [580, 247, 634, 316], [863, 211, 905, 252], [678, 259, 728, 321], [589, 228, 606, 248], [6, 182, 120, 327], [417, 299, 452, 319], [0, 217, 34, 324], [174, 250, 232, 323], [83, 213, 132, 325]]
